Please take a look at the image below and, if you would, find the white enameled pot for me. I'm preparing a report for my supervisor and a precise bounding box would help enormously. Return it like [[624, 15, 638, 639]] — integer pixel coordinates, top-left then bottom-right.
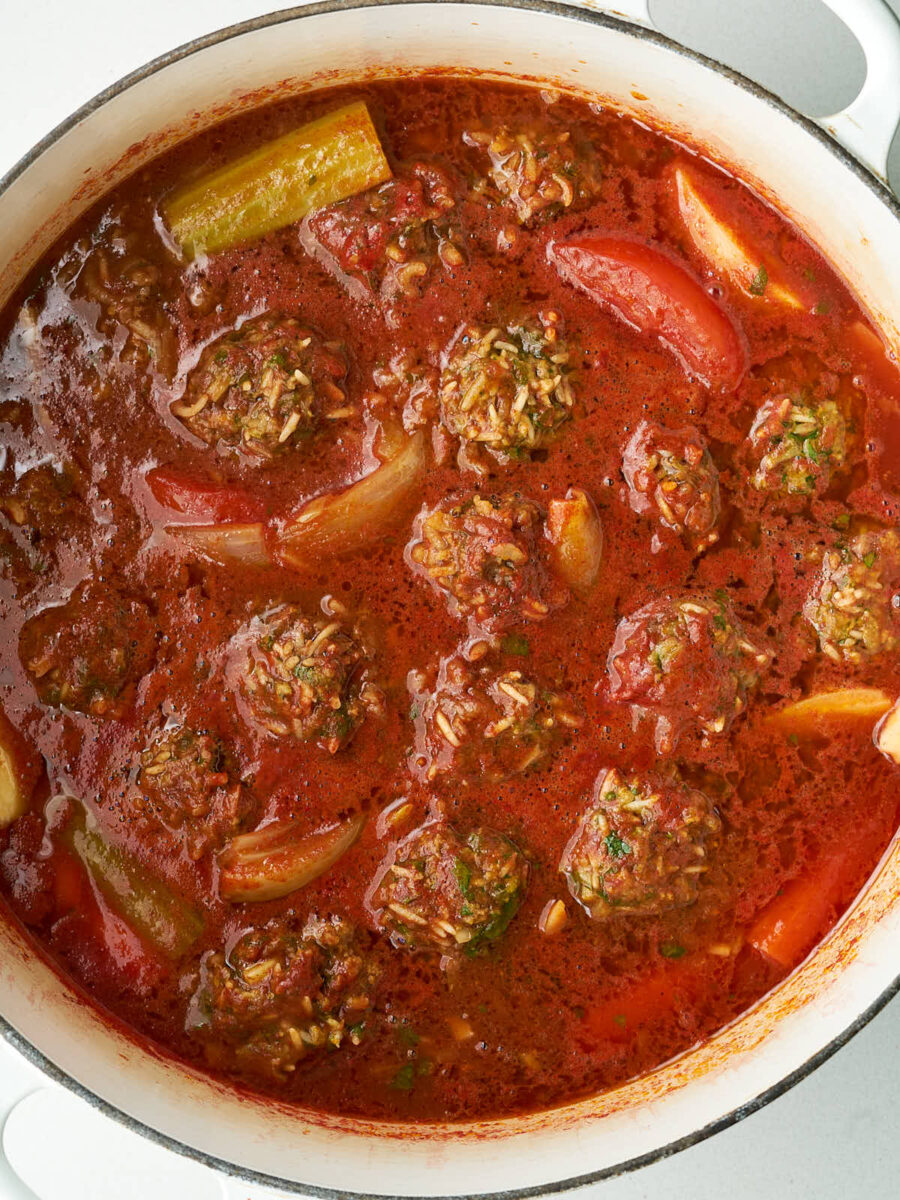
[[1, 2, 900, 1195]]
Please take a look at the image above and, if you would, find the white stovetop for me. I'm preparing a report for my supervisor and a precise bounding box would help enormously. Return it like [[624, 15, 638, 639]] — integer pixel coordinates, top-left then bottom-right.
[[1, 2, 899, 1197]]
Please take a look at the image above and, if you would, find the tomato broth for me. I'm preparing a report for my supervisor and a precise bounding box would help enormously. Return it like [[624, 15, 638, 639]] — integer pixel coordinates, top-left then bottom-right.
[[0, 78, 899, 1122]]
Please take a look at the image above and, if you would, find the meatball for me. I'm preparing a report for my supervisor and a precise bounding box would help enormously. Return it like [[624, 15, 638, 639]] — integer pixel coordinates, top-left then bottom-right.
[[186, 914, 377, 1082], [464, 122, 602, 226], [20, 583, 156, 717], [136, 725, 248, 859], [372, 822, 529, 952], [561, 767, 721, 919], [0, 462, 88, 585], [309, 162, 463, 294], [439, 317, 574, 458], [409, 643, 582, 783], [233, 604, 381, 752], [622, 420, 721, 551], [804, 529, 900, 662], [749, 395, 847, 496], [607, 595, 770, 750], [172, 312, 350, 458], [408, 492, 568, 630], [77, 220, 177, 378]]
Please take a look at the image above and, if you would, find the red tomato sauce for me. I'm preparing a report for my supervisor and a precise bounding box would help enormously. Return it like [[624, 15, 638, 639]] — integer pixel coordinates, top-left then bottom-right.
[[0, 78, 899, 1122]]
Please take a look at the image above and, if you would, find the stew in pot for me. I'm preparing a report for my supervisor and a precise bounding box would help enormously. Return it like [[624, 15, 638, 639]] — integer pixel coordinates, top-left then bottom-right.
[[1, 77, 899, 1122]]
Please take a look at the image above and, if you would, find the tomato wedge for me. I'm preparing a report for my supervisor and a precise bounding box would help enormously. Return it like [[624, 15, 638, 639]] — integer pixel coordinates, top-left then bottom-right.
[[549, 233, 747, 391], [146, 466, 264, 524]]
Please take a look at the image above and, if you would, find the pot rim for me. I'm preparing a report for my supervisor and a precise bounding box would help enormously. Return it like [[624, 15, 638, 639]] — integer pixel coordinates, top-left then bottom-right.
[[1, 2, 899, 1196]]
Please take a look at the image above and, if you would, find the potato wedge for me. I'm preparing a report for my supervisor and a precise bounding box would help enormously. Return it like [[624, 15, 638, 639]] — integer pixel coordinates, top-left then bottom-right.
[[0, 715, 37, 828], [765, 687, 892, 736], [674, 165, 805, 310], [0, 742, 26, 828], [547, 488, 603, 594], [875, 698, 900, 765]]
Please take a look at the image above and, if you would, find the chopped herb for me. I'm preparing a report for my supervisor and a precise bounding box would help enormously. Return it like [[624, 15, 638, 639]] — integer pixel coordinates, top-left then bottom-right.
[[390, 1063, 416, 1091], [501, 633, 531, 656], [454, 858, 473, 898], [749, 264, 769, 296], [604, 831, 631, 859], [815, 300, 832, 315], [308, 173, 318, 185], [397, 1025, 420, 1049], [787, 732, 799, 746], [409, 702, 420, 720], [863, 551, 877, 568], [833, 513, 851, 530], [660, 941, 686, 959], [613, 1013, 627, 1027]]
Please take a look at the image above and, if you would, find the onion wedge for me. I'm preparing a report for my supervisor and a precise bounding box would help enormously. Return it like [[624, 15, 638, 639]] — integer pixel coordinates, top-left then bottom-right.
[[219, 812, 366, 903], [673, 165, 805, 310], [765, 687, 891, 736], [547, 488, 603, 594], [167, 521, 271, 567], [276, 433, 425, 569]]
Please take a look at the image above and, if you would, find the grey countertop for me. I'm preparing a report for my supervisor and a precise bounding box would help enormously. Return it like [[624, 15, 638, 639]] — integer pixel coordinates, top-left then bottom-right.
[[0, 2, 898, 1196]]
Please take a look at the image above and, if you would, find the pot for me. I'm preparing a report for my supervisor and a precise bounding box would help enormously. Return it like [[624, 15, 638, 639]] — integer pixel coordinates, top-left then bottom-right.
[[1, 2, 900, 1195]]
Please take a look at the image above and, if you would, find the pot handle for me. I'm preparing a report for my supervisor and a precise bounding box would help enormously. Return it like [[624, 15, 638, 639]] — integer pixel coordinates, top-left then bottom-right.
[[817, 0, 900, 181], [575, 0, 900, 184]]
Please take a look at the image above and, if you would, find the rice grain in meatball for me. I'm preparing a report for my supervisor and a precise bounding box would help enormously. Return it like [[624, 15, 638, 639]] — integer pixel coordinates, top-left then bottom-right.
[[561, 767, 721, 918], [233, 604, 381, 752], [408, 492, 568, 630], [804, 529, 900, 662], [372, 822, 529, 952], [439, 317, 574, 458], [172, 312, 350, 458], [607, 594, 770, 751], [186, 913, 377, 1081], [622, 420, 721, 551]]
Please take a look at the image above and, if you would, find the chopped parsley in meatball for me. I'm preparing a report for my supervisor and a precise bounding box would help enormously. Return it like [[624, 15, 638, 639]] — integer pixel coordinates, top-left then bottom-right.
[[607, 594, 770, 751], [373, 822, 528, 952], [622, 420, 721, 551], [439, 317, 574, 458], [20, 583, 156, 718], [561, 767, 721, 918], [233, 604, 381, 752], [172, 311, 350, 458], [804, 529, 900, 662], [408, 492, 568, 630], [750, 395, 847, 495], [136, 725, 248, 859], [464, 122, 602, 226], [409, 642, 582, 783], [186, 914, 377, 1082]]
